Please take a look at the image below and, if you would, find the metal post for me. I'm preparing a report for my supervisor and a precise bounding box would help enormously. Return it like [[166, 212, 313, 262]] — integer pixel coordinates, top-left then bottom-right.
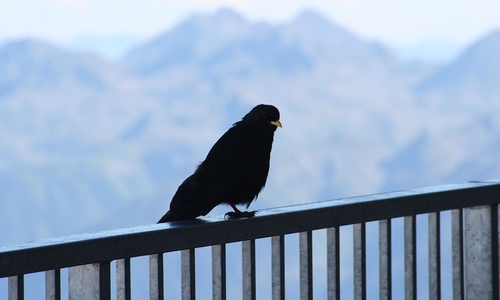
[[100, 262, 111, 300], [272, 235, 285, 300], [464, 205, 493, 299], [404, 215, 416, 300], [68, 264, 100, 300], [181, 249, 196, 300], [379, 220, 391, 300], [116, 258, 131, 300], [46, 269, 61, 300], [451, 209, 464, 300], [212, 244, 226, 300], [428, 212, 441, 300], [353, 223, 366, 300], [300, 231, 313, 300], [492, 204, 499, 300], [491, 204, 500, 299], [149, 254, 164, 300], [8, 275, 23, 300], [327, 227, 340, 300], [242, 240, 255, 300]]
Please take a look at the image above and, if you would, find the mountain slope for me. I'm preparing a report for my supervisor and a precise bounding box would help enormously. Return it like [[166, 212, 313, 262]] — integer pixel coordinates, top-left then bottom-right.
[[415, 30, 500, 110], [0, 39, 158, 243], [0, 39, 127, 96], [123, 8, 253, 76]]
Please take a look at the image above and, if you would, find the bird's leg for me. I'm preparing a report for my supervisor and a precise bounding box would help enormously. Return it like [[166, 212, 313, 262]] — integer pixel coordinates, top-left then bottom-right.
[[225, 203, 256, 219]]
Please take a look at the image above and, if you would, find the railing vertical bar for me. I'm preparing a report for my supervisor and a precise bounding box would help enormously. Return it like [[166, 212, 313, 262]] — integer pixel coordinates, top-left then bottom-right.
[[336, 227, 340, 299], [182, 248, 196, 300], [299, 231, 313, 300], [242, 240, 255, 300], [451, 209, 464, 300], [353, 223, 366, 300], [212, 244, 226, 300], [327, 227, 340, 300], [68, 264, 100, 300], [428, 212, 441, 300], [464, 205, 493, 299], [46, 269, 61, 300], [491, 204, 499, 300], [272, 235, 285, 300], [99, 261, 111, 300], [116, 258, 131, 300], [8, 275, 24, 300], [149, 254, 164, 300], [379, 219, 391, 300], [404, 215, 416, 300]]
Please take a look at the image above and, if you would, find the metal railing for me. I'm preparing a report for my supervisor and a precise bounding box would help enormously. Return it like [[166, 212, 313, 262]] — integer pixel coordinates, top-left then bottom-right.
[[1, 179, 499, 299]]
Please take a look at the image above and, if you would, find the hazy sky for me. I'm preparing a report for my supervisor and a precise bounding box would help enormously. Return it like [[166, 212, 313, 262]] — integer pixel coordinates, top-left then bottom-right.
[[1, 0, 499, 47]]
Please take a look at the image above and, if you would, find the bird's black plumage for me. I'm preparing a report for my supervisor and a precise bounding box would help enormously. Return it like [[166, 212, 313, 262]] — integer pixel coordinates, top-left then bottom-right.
[[158, 104, 281, 222]]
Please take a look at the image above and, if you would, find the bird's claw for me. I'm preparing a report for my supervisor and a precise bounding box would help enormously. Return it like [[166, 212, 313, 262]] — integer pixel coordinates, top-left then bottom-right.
[[225, 210, 256, 219]]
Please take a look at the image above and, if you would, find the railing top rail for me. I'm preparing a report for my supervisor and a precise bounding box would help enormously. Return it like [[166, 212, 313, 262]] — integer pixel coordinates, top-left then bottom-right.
[[1, 179, 499, 277]]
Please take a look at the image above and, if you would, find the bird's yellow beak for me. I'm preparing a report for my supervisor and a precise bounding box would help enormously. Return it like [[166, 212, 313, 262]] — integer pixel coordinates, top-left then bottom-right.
[[270, 120, 282, 128]]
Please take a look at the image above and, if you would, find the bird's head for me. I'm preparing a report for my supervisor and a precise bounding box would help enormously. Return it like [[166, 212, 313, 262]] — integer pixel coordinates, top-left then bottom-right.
[[240, 104, 282, 129]]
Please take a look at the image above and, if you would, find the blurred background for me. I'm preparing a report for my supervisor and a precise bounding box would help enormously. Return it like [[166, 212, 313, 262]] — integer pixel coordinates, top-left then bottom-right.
[[1, 0, 499, 299]]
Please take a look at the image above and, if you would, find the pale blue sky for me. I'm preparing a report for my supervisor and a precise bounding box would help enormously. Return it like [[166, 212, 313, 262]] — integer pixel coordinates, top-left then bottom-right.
[[1, 0, 499, 50]]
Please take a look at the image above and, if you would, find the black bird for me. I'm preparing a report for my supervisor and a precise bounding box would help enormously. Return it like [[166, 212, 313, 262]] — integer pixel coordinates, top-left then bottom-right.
[[158, 104, 282, 222]]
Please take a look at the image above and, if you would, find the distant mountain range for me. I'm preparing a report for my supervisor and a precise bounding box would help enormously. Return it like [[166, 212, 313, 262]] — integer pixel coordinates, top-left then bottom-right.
[[1, 8, 499, 247]]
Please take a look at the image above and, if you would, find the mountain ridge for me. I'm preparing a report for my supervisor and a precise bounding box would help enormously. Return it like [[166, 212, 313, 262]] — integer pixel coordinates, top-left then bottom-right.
[[415, 29, 500, 109], [0, 39, 128, 96]]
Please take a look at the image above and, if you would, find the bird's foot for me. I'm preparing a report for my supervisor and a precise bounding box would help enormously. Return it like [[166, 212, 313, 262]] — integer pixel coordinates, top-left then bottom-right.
[[225, 210, 256, 219]]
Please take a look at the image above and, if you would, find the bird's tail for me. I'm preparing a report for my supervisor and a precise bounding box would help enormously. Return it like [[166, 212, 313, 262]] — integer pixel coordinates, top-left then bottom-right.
[[158, 210, 176, 223], [158, 210, 200, 223]]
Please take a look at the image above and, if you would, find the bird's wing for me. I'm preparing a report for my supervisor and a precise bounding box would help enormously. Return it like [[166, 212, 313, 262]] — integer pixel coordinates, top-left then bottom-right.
[[169, 127, 247, 215]]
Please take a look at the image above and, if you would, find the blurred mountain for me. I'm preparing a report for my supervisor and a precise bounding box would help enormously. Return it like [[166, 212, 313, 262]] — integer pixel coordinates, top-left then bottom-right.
[[0, 39, 155, 242], [415, 30, 500, 110], [0, 39, 125, 96], [0, 9, 498, 250], [381, 30, 500, 191], [123, 8, 254, 76]]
